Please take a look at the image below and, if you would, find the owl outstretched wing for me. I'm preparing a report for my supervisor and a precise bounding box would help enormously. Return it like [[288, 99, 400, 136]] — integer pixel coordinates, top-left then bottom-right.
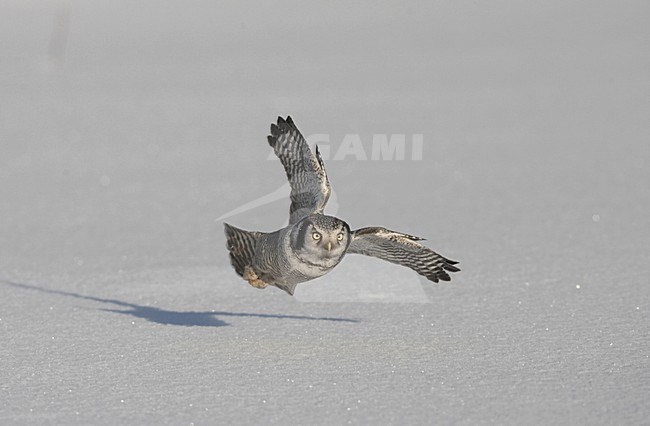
[[267, 116, 331, 224], [347, 227, 460, 283]]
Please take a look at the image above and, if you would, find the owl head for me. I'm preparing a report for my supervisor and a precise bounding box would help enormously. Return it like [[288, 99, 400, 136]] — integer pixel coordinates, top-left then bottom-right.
[[291, 214, 350, 260]]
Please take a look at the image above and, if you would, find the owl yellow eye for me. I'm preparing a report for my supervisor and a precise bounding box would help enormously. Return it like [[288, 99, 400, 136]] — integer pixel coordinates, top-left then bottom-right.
[[312, 232, 321, 240], [337, 233, 344, 241]]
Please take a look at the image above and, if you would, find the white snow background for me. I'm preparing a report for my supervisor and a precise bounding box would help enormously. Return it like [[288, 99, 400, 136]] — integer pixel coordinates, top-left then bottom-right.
[[1, 1, 649, 424]]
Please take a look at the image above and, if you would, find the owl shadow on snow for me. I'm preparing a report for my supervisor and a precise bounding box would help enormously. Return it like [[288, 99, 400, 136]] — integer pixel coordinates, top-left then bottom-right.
[[1, 280, 358, 328]]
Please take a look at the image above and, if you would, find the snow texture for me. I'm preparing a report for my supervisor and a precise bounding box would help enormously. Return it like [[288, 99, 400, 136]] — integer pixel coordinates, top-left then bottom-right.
[[1, 1, 649, 424]]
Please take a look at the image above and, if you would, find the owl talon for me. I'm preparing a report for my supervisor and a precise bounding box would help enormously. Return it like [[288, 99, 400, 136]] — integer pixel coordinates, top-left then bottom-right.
[[243, 265, 268, 289]]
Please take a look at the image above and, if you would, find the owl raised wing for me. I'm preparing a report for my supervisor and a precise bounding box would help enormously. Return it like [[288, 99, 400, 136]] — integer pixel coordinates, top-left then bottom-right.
[[267, 116, 331, 224]]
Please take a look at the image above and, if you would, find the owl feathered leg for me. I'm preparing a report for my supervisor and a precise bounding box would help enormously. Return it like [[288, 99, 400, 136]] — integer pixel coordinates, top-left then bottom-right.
[[243, 266, 268, 289], [224, 223, 268, 289]]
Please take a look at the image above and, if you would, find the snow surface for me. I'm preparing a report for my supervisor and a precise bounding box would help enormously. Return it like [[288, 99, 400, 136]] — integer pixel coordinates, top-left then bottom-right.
[[1, 1, 649, 424]]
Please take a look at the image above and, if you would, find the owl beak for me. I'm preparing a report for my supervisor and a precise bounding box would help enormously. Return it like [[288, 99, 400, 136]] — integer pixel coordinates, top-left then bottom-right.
[[326, 241, 333, 252]]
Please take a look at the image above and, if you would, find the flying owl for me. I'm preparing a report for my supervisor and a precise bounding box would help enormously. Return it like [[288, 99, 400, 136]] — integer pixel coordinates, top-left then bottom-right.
[[224, 116, 459, 295]]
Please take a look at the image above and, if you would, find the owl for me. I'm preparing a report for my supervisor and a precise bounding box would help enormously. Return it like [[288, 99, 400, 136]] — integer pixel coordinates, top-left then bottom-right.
[[224, 116, 459, 295]]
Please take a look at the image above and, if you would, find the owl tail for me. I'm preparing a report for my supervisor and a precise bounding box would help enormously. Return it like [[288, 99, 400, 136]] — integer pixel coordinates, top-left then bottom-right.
[[224, 223, 262, 277]]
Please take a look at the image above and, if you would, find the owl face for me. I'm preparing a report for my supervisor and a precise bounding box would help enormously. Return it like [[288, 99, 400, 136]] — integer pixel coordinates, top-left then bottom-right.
[[292, 214, 350, 260]]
